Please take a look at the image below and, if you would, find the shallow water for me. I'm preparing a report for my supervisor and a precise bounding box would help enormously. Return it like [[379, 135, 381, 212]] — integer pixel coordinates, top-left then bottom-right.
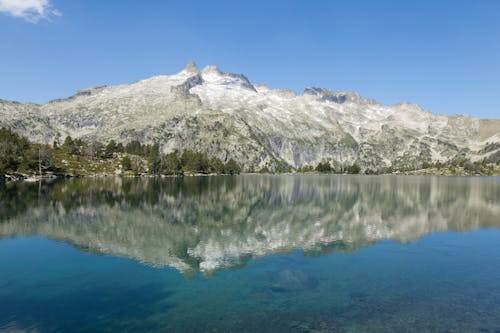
[[0, 175, 500, 332]]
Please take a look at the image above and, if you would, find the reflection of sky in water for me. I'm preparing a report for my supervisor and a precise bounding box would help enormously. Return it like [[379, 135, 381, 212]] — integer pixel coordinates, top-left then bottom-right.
[[0, 175, 499, 332]]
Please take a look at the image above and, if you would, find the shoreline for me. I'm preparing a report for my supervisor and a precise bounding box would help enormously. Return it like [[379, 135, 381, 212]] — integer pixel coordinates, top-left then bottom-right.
[[0, 172, 240, 183], [2, 170, 498, 183]]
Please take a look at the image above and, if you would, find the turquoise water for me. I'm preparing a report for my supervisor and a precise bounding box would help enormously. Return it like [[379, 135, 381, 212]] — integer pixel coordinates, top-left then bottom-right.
[[0, 175, 500, 332]]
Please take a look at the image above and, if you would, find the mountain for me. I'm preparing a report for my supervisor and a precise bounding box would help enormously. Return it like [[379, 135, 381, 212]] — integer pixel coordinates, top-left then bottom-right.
[[1, 62, 499, 170]]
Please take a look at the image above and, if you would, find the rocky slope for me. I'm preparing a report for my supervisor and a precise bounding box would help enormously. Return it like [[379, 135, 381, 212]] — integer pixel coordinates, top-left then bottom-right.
[[1, 62, 499, 170]]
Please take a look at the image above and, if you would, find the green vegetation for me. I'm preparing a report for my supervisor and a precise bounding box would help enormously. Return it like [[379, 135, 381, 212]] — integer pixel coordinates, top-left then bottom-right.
[[0, 128, 57, 177], [146, 147, 242, 175], [315, 162, 333, 173], [121, 156, 132, 171], [0, 128, 242, 179], [399, 158, 499, 176], [1, 127, 499, 180], [312, 161, 360, 174]]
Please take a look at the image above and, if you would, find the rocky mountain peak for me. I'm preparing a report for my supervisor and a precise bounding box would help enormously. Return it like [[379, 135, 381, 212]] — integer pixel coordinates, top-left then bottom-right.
[[182, 61, 199, 74], [303, 88, 377, 105], [201, 65, 221, 75], [199, 65, 256, 92]]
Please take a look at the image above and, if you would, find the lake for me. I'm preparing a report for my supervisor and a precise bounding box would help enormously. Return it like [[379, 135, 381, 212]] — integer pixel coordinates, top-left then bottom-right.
[[1, 175, 500, 332]]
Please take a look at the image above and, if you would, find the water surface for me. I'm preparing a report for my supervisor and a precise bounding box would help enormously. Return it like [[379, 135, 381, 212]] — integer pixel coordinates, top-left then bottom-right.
[[1, 175, 499, 332]]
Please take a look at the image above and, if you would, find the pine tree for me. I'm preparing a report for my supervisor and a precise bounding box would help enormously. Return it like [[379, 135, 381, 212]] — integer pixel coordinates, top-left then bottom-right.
[[148, 143, 161, 174], [62, 136, 78, 155], [104, 140, 118, 158], [315, 162, 332, 173], [346, 163, 361, 174], [164, 150, 181, 175], [224, 159, 241, 175]]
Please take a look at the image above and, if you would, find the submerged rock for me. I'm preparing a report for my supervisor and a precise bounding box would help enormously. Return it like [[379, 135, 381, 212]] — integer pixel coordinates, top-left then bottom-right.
[[269, 269, 318, 293]]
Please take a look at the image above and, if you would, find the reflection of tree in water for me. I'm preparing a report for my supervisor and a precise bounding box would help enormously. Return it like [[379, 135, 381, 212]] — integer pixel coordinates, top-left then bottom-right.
[[0, 176, 237, 219], [0, 175, 499, 275]]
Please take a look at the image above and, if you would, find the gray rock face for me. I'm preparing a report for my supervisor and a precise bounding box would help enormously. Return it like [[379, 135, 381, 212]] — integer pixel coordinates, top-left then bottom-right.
[[1, 63, 499, 170]]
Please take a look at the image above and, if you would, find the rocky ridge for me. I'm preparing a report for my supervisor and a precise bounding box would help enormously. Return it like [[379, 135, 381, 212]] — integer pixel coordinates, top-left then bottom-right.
[[1, 62, 499, 170]]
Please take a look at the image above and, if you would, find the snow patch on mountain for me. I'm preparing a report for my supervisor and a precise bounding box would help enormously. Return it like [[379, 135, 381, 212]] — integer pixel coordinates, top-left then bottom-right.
[[1, 62, 499, 169]]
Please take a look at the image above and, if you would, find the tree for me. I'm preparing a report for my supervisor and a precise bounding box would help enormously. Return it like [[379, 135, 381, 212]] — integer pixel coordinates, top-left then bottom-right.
[[181, 150, 204, 173], [364, 168, 376, 175], [346, 163, 361, 174], [300, 165, 314, 173], [84, 141, 104, 160], [38, 145, 53, 174], [180, 150, 194, 172], [195, 152, 209, 173], [164, 150, 181, 175], [122, 156, 132, 171], [62, 136, 78, 155], [125, 140, 143, 156], [148, 143, 161, 174], [224, 159, 241, 175], [73, 138, 84, 153], [116, 142, 124, 153], [315, 162, 332, 173], [209, 157, 224, 174], [0, 128, 30, 173], [104, 140, 118, 158], [275, 161, 292, 173], [18, 146, 39, 172]]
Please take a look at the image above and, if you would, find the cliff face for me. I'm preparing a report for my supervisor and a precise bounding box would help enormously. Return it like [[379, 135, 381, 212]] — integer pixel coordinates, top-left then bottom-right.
[[1, 63, 499, 170]]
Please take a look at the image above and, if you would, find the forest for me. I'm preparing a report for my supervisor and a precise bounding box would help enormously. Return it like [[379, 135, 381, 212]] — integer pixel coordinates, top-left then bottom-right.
[[0, 128, 241, 178]]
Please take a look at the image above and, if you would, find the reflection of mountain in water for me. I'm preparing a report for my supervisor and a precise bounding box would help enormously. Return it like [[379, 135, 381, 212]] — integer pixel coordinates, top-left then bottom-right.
[[0, 175, 499, 275]]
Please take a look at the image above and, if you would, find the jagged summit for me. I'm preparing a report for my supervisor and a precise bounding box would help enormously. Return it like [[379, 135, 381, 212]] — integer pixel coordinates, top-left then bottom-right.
[[0, 63, 499, 170], [201, 65, 221, 74], [196, 65, 256, 92], [303, 88, 378, 105], [182, 61, 199, 74]]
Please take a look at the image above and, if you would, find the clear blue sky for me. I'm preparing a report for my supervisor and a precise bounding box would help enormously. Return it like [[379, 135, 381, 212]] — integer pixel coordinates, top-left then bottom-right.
[[0, 0, 499, 118]]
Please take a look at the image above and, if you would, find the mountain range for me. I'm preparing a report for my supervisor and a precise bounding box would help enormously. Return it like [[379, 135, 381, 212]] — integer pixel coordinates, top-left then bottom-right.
[[1, 62, 499, 170]]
